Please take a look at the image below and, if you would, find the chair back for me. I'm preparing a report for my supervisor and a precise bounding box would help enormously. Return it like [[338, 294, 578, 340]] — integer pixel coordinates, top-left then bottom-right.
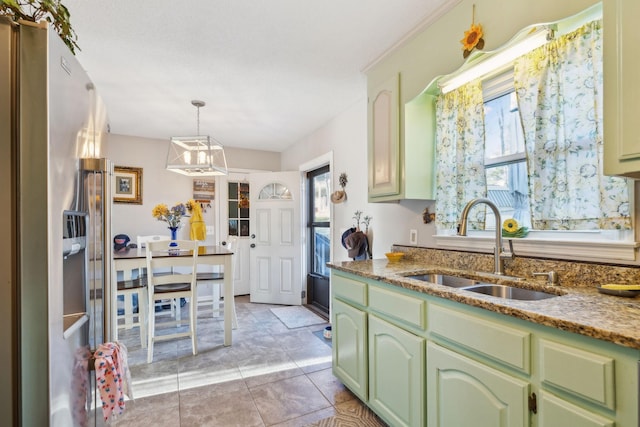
[[146, 240, 198, 289], [137, 235, 170, 248]]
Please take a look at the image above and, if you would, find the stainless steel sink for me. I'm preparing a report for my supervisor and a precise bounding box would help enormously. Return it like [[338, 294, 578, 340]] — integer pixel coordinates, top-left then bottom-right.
[[404, 274, 482, 288], [403, 273, 559, 300], [463, 284, 557, 301]]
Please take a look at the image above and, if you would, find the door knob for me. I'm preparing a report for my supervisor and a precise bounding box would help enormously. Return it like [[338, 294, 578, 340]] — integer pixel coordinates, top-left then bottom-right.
[[250, 243, 256, 248], [221, 241, 227, 246], [251, 234, 256, 239]]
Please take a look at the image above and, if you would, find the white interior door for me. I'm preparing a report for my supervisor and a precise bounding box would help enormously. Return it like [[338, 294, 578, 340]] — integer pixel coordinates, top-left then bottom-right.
[[217, 174, 251, 295], [249, 171, 302, 305]]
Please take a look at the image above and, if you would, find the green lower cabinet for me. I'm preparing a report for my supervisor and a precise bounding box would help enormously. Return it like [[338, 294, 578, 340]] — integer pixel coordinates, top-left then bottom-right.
[[427, 341, 530, 427], [368, 314, 425, 427], [331, 270, 639, 427], [332, 298, 368, 401], [538, 391, 614, 427]]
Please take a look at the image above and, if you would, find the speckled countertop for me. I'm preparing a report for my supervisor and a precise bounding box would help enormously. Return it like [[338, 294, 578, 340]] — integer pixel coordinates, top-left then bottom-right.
[[329, 259, 640, 351]]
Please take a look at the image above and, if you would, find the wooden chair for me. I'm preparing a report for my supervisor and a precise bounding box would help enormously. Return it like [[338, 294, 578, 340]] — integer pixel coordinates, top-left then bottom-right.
[[137, 235, 170, 248], [116, 235, 171, 328], [196, 237, 238, 329], [115, 266, 147, 348], [137, 234, 183, 319], [146, 239, 199, 363]]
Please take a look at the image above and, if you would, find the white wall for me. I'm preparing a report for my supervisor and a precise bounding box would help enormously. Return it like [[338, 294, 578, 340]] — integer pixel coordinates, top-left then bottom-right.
[[106, 134, 281, 244], [106, 134, 194, 241], [281, 100, 437, 262]]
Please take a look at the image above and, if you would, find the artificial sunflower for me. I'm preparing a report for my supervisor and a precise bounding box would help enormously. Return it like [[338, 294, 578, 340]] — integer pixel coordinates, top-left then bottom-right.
[[502, 218, 519, 233], [461, 23, 485, 58]]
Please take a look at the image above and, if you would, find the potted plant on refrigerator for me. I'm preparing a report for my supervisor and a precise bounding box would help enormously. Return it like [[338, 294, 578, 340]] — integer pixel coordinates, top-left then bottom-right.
[[0, 0, 79, 53]]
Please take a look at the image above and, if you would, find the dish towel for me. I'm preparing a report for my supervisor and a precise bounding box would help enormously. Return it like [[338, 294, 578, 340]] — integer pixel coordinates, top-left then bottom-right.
[[189, 202, 207, 241], [94, 341, 133, 423], [72, 347, 92, 427]]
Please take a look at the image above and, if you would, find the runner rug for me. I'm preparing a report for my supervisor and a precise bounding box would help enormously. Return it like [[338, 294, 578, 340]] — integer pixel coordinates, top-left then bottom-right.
[[270, 305, 327, 329]]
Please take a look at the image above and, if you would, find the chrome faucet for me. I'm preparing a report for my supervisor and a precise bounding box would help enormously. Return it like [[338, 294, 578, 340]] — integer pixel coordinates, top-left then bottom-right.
[[458, 198, 514, 275]]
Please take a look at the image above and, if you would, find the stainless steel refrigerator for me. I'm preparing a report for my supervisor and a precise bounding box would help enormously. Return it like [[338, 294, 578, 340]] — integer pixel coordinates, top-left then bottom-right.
[[0, 17, 113, 426]]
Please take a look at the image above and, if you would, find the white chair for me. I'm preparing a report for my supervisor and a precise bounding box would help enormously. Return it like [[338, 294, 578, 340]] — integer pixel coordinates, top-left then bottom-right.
[[146, 239, 199, 363], [117, 236, 170, 330], [196, 237, 238, 329], [137, 234, 181, 318], [137, 235, 170, 248], [115, 266, 147, 348]]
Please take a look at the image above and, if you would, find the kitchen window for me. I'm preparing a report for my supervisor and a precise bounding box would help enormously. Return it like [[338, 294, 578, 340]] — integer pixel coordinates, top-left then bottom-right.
[[482, 72, 530, 230], [434, 17, 636, 262]]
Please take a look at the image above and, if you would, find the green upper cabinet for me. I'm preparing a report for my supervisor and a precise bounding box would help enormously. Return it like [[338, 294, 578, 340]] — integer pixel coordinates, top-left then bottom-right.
[[603, 0, 640, 178], [368, 74, 401, 201], [367, 73, 435, 202]]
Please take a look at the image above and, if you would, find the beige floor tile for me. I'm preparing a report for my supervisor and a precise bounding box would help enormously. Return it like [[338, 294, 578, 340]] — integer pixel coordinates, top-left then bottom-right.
[[249, 375, 332, 426], [180, 382, 265, 427], [111, 392, 181, 427], [116, 298, 375, 426], [306, 368, 357, 406]]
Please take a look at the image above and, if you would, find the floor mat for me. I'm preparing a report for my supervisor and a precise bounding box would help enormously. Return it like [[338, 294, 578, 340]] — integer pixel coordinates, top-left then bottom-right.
[[306, 402, 388, 426], [270, 305, 327, 329], [312, 330, 332, 348]]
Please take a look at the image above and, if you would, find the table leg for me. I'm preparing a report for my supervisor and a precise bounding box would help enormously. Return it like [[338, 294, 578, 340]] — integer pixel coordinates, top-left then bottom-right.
[[223, 254, 233, 346]]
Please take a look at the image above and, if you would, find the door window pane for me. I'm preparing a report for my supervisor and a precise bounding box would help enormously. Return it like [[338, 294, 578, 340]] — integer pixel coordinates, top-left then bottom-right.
[[228, 181, 249, 236], [313, 228, 330, 276], [313, 171, 331, 223]]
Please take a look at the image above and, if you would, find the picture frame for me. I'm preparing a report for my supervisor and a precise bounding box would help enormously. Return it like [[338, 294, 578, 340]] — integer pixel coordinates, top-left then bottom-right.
[[192, 179, 215, 200], [114, 166, 143, 204]]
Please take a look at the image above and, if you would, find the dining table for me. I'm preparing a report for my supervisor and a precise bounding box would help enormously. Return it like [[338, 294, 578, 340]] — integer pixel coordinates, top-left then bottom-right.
[[113, 245, 235, 346]]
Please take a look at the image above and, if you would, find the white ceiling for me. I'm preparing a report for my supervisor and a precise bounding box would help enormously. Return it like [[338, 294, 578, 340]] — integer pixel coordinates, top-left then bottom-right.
[[64, 0, 454, 152]]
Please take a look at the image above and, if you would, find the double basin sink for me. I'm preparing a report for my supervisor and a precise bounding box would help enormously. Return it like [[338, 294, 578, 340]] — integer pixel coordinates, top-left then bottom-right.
[[404, 273, 559, 301]]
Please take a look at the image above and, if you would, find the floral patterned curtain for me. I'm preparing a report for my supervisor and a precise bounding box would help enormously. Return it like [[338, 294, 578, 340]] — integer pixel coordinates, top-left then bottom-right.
[[435, 80, 487, 231], [514, 20, 630, 230]]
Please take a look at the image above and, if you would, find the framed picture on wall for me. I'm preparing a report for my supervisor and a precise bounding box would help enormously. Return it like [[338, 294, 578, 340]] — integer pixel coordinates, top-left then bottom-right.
[[193, 179, 215, 200], [114, 166, 142, 204]]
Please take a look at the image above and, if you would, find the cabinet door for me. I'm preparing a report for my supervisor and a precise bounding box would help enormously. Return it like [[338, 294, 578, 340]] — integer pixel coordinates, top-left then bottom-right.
[[427, 342, 529, 427], [332, 299, 368, 400], [368, 73, 400, 200], [368, 315, 425, 427], [538, 391, 614, 427], [604, 0, 640, 178]]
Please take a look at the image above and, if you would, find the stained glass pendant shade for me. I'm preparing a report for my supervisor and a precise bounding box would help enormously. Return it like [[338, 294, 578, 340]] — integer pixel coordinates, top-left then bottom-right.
[[166, 100, 229, 176]]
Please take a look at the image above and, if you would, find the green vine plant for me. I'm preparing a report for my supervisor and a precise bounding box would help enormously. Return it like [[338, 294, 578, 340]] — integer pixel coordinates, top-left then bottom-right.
[[0, 0, 79, 54]]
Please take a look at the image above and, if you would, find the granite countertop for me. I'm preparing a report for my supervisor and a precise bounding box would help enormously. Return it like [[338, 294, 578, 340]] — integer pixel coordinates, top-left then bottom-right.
[[329, 259, 640, 351]]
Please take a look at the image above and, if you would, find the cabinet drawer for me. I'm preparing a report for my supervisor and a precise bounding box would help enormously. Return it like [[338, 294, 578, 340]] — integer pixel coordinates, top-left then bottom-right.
[[539, 391, 614, 427], [539, 339, 615, 410], [369, 285, 426, 330], [429, 304, 531, 373], [333, 274, 367, 306]]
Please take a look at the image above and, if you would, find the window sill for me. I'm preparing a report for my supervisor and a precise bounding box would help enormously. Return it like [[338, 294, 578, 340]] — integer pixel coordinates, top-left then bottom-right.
[[435, 233, 639, 263]]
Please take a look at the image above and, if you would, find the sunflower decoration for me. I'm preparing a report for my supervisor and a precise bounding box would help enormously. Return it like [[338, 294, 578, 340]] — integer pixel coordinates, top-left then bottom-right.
[[502, 218, 529, 238], [461, 5, 485, 58]]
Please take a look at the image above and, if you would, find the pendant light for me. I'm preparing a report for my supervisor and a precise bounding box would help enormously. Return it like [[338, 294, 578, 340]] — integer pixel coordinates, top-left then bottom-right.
[[166, 100, 228, 176]]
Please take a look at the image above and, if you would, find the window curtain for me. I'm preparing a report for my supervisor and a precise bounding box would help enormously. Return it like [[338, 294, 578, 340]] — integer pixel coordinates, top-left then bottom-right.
[[514, 20, 630, 230], [435, 80, 487, 231]]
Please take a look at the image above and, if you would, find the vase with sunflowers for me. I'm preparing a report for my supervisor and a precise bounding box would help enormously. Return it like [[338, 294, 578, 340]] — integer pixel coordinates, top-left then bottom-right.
[[152, 202, 187, 246]]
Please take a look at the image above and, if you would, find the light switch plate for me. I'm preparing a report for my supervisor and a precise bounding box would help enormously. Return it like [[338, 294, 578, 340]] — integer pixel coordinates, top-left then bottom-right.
[[206, 226, 215, 235], [410, 229, 418, 245]]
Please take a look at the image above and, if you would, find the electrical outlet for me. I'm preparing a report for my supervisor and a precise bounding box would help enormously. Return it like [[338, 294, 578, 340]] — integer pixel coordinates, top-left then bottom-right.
[[410, 229, 418, 245]]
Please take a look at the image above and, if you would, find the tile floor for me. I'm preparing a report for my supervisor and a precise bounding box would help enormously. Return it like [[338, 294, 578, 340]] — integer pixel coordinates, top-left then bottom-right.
[[108, 295, 387, 427]]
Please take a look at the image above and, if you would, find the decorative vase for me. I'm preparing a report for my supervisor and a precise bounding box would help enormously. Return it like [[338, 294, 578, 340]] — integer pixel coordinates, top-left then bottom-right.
[[169, 227, 178, 247]]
